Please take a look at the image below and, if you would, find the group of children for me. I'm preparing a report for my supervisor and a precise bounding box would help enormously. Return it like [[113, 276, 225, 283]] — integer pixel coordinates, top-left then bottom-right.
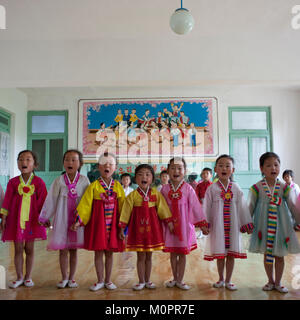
[[0, 149, 300, 295]]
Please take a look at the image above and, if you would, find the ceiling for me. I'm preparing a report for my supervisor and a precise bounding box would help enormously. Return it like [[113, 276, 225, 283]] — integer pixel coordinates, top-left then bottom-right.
[[0, 0, 300, 89]]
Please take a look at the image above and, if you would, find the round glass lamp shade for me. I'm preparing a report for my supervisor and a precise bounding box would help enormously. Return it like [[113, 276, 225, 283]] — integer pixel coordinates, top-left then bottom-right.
[[170, 8, 194, 35]]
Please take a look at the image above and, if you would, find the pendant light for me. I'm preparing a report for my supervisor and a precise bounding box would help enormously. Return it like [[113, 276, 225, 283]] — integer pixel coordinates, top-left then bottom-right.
[[170, 0, 194, 35]]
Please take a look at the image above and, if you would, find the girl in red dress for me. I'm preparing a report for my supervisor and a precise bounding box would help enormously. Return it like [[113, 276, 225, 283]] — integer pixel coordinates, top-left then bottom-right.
[[72, 152, 125, 291], [0, 150, 47, 288], [119, 164, 173, 290]]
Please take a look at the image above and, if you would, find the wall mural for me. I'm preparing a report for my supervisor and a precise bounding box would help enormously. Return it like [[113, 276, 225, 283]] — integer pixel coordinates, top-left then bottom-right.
[[78, 98, 218, 170]]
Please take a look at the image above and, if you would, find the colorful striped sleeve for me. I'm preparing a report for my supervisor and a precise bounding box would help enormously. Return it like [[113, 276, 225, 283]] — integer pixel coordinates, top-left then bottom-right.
[[250, 184, 259, 197]]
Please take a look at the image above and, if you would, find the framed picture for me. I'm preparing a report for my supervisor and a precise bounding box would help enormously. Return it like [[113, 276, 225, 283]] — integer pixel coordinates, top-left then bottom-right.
[[77, 97, 218, 164]]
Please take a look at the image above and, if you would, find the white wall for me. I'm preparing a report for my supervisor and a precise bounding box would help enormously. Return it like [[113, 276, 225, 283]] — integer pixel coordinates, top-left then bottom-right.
[[25, 85, 300, 182], [0, 88, 27, 177]]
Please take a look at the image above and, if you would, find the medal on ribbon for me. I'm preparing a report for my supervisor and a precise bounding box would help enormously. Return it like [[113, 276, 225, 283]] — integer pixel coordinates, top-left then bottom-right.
[[18, 174, 35, 230]]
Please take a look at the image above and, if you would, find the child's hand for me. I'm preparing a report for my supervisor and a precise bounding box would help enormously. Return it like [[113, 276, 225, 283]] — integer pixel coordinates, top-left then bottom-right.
[[119, 229, 125, 240], [168, 221, 174, 233], [71, 221, 80, 231], [39, 220, 51, 228], [201, 226, 209, 235]]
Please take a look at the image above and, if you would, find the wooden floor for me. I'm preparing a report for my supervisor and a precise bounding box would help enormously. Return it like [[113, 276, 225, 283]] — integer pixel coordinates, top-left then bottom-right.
[[1, 233, 300, 300]]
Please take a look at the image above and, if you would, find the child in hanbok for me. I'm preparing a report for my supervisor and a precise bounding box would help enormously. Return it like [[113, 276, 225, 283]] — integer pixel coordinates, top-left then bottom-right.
[[72, 152, 125, 291], [0, 150, 47, 288], [161, 157, 209, 290], [282, 169, 300, 230], [39, 150, 90, 288], [119, 164, 173, 291], [248, 152, 300, 293], [121, 173, 134, 197], [203, 154, 253, 291]]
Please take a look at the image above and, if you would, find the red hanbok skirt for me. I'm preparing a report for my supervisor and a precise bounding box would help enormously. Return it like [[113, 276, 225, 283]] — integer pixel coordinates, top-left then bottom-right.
[[84, 199, 124, 252], [126, 206, 164, 251]]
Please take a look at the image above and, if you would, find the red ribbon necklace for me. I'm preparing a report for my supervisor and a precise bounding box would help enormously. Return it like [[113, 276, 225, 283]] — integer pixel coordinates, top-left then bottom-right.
[[168, 180, 184, 241]]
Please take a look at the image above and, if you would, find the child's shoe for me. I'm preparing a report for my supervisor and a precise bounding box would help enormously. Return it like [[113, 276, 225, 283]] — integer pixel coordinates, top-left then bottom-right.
[[8, 279, 23, 289], [132, 283, 145, 291], [24, 279, 34, 287], [57, 280, 69, 289], [213, 280, 225, 288], [262, 283, 274, 291], [166, 280, 176, 288], [105, 282, 117, 290], [225, 282, 237, 291], [175, 281, 190, 290], [68, 280, 78, 288], [145, 281, 156, 289], [89, 282, 104, 291], [275, 285, 288, 293]]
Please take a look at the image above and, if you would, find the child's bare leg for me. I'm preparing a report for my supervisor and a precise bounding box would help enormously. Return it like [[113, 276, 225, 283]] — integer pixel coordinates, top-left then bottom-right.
[[94, 250, 104, 283], [216, 258, 225, 282], [170, 253, 178, 281], [69, 249, 77, 281], [59, 249, 69, 280], [14, 242, 24, 280], [274, 256, 284, 287], [176, 254, 186, 283], [225, 256, 235, 283], [145, 252, 152, 283], [104, 250, 113, 283], [137, 252, 146, 283], [263, 254, 275, 285], [24, 241, 34, 280]]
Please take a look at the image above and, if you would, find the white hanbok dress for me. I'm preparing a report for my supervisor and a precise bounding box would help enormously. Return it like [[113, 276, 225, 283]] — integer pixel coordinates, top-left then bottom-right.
[[203, 181, 253, 260], [39, 174, 90, 250]]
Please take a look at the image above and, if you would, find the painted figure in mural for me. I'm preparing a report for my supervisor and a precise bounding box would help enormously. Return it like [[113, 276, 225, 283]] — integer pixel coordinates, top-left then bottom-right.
[[96, 127, 117, 158], [127, 121, 137, 146], [129, 108, 138, 126], [162, 107, 172, 126], [179, 111, 189, 127], [188, 122, 197, 147], [114, 109, 123, 126], [171, 102, 183, 118], [156, 111, 163, 129], [123, 109, 130, 122], [160, 121, 171, 155], [170, 121, 181, 147], [95, 122, 108, 146], [141, 109, 152, 129]]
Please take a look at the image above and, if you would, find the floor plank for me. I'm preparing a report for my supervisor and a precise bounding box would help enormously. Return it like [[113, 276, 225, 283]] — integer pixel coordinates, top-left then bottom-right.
[[1, 233, 300, 300]]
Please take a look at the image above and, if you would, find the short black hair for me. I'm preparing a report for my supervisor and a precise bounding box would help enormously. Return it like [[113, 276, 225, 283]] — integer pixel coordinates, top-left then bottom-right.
[[135, 164, 155, 182], [17, 150, 39, 168], [259, 152, 280, 168], [215, 154, 235, 166], [160, 170, 168, 177], [201, 167, 212, 174], [121, 173, 132, 180], [282, 169, 294, 179], [63, 149, 84, 172], [168, 157, 187, 170]]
